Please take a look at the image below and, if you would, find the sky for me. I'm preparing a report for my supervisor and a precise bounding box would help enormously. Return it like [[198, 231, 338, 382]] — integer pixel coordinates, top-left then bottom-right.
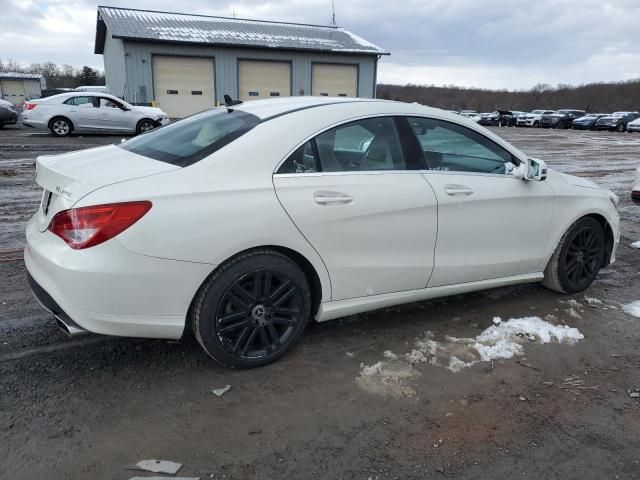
[[1, 0, 639, 90]]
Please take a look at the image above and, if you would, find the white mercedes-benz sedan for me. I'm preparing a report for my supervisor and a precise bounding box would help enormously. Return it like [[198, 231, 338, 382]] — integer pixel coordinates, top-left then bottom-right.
[[25, 97, 620, 368], [22, 92, 169, 136]]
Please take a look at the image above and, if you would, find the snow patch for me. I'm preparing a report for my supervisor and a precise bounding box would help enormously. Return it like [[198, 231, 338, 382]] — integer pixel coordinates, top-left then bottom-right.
[[356, 317, 584, 395], [356, 360, 419, 399], [584, 297, 603, 307], [505, 162, 527, 178], [622, 301, 640, 318], [630, 241, 640, 249]]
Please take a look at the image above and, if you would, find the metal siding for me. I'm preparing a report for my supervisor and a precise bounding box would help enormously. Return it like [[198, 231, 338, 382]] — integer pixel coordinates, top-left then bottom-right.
[[22, 79, 43, 99], [103, 35, 126, 97], [120, 40, 377, 105]]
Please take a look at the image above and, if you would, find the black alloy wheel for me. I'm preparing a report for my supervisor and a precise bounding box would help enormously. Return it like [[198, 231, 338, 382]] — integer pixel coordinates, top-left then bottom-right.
[[216, 270, 303, 359], [559, 219, 605, 293], [192, 250, 311, 368]]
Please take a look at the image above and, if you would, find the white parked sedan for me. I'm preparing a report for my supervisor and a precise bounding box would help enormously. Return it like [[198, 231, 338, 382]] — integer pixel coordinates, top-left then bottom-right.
[[627, 117, 640, 133], [25, 97, 620, 368], [22, 92, 169, 136]]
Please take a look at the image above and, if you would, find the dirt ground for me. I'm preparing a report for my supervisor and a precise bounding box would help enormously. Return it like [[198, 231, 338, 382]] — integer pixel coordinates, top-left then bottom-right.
[[1, 123, 639, 480]]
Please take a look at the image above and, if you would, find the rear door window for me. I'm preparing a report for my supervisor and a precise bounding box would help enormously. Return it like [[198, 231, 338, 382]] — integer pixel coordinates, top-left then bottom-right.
[[119, 109, 260, 167], [315, 117, 406, 172], [64, 96, 95, 106]]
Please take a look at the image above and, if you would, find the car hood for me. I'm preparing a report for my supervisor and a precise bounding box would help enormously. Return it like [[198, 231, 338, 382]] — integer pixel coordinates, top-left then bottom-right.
[[573, 116, 595, 122], [628, 119, 640, 126], [132, 106, 167, 117], [598, 116, 621, 122]]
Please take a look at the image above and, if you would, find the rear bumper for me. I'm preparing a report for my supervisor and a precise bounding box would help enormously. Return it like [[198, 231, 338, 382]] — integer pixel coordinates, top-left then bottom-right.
[[21, 118, 47, 129], [26, 272, 86, 335], [24, 216, 213, 339], [627, 126, 640, 132], [0, 114, 18, 124]]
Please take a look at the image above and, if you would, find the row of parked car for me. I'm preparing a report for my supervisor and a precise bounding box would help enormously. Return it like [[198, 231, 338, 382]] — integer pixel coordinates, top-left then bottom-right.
[[451, 109, 640, 132]]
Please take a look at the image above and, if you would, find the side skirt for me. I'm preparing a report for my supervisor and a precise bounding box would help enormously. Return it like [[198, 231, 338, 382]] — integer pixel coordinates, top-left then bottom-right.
[[315, 273, 544, 322]]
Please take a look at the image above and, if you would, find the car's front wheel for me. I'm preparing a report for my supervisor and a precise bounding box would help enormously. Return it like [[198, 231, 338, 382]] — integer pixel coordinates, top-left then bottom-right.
[[616, 123, 625, 132], [542, 217, 606, 294], [136, 119, 156, 135], [192, 250, 311, 368]]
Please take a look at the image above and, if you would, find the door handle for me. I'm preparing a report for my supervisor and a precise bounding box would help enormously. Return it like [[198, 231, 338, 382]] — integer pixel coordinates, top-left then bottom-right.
[[444, 184, 474, 196], [313, 191, 353, 205]]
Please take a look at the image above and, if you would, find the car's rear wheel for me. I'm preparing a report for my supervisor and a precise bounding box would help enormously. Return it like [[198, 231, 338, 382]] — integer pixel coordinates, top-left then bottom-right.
[[533, 121, 540, 128], [616, 123, 625, 132], [192, 250, 311, 368], [136, 119, 156, 135], [49, 117, 72, 137], [542, 217, 606, 294]]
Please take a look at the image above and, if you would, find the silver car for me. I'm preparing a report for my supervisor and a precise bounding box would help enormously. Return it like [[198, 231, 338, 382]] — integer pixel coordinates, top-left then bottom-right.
[[21, 92, 169, 136]]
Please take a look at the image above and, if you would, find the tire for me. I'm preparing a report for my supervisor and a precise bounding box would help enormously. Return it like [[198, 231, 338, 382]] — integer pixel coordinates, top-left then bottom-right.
[[541, 217, 606, 294], [49, 117, 72, 137], [533, 121, 540, 128], [192, 250, 312, 368], [136, 118, 156, 135], [616, 123, 625, 132]]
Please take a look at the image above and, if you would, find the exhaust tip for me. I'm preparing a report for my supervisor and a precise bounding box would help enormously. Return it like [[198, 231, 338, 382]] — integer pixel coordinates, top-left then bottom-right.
[[55, 317, 87, 337]]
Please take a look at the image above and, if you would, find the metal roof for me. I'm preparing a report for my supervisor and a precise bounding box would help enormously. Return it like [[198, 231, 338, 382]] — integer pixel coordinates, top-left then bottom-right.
[[0, 72, 43, 80], [95, 6, 388, 56]]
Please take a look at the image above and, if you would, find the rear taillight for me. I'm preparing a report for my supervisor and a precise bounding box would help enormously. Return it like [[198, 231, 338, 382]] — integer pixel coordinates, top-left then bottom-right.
[[23, 102, 37, 111], [48, 201, 152, 249]]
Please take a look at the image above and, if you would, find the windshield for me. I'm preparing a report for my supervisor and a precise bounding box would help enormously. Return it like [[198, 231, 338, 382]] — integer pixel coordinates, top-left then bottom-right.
[[119, 109, 260, 167], [531, 110, 545, 114]]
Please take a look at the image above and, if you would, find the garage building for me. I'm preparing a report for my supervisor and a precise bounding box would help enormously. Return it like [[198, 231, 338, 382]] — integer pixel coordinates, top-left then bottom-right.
[[94, 6, 388, 118], [0, 73, 46, 106]]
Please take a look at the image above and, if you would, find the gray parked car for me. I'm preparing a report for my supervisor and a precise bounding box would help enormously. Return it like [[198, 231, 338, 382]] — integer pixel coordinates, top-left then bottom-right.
[[0, 99, 18, 128], [21, 92, 169, 136]]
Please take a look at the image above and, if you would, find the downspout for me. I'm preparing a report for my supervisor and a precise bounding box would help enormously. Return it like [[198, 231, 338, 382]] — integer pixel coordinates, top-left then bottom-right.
[[373, 54, 381, 99]]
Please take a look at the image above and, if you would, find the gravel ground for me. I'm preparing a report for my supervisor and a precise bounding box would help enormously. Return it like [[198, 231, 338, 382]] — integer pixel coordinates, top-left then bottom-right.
[[1, 123, 639, 480]]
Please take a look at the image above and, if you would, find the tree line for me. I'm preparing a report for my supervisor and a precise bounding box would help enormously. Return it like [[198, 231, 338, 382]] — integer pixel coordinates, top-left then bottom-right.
[[377, 79, 640, 113], [0, 59, 105, 89]]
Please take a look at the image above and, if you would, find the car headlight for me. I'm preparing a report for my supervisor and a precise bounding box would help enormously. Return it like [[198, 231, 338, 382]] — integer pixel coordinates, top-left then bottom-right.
[[608, 190, 619, 208]]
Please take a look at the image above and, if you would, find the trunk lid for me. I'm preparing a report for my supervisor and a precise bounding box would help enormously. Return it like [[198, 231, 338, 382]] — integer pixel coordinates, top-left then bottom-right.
[[34, 144, 180, 231]]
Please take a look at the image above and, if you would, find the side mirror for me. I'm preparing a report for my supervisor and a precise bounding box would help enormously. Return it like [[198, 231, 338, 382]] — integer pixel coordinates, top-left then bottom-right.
[[525, 157, 547, 181], [120, 105, 130, 111]]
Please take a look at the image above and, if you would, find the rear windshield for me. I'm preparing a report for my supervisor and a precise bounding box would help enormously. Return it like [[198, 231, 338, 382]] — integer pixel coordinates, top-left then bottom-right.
[[119, 109, 260, 167]]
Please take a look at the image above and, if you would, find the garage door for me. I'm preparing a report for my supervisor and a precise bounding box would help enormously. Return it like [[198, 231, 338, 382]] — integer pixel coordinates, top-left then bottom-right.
[[312, 64, 357, 97], [1, 80, 26, 106], [238, 60, 291, 101], [153, 56, 215, 118]]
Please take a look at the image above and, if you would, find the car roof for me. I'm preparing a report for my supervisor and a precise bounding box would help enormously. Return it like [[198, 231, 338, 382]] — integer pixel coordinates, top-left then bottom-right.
[[38, 91, 124, 103], [232, 97, 481, 127], [232, 96, 374, 119]]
